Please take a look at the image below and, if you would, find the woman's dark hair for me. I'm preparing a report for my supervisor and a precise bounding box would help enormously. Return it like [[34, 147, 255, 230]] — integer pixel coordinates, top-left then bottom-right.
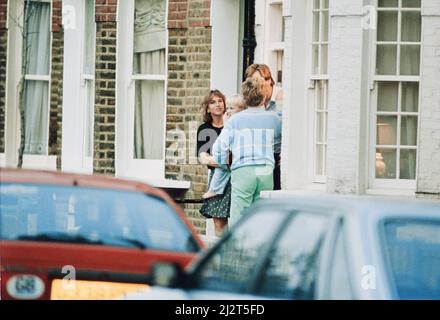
[[201, 90, 226, 123]]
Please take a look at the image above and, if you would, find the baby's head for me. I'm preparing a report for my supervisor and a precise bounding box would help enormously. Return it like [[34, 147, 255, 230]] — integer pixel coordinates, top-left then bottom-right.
[[225, 94, 246, 117]]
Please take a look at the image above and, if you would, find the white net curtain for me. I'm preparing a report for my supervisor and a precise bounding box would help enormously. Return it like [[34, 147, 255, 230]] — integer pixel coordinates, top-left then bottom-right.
[[133, 0, 166, 160], [23, 0, 51, 155]]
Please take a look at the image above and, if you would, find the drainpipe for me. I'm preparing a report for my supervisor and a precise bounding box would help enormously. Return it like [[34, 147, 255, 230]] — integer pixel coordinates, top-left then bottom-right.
[[242, 0, 256, 81]]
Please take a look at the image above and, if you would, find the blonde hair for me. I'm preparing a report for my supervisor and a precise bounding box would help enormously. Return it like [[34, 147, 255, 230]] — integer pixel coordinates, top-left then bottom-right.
[[244, 64, 275, 88], [241, 77, 271, 107], [226, 94, 246, 111]]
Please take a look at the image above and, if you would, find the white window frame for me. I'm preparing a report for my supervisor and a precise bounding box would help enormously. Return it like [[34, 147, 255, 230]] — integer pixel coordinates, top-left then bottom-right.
[[116, 0, 168, 181], [61, 0, 95, 174], [307, 0, 329, 184], [4, 0, 56, 170], [369, 0, 421, 190], [210, 0, 242, 96], [81, 0, 96, 171], [255, 0, 286, 87]]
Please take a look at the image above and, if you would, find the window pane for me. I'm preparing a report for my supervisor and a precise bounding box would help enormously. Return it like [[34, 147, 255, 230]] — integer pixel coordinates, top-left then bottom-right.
[[258, 213, 328, 299], [401, 12, 421, 42], [376, 148, 397, 179], [312, 45, 319, 75], [316, 112, 326, 143], [133, 0, 166, 75], [401, 82, 419, 112], [400, 45, 420, 76], [377, 45, 397, 75], [321, 44, 328, 74], [379, 0, 398, 7], [315, 144, 326, 177], [23, 80, 49, 155], [401, 116, 418, 146], [378, 11, 398, 42], [378, 82, 398, 112], [313, 0, 320, 10], [196, 211, 287, 293], [400, 149, 417, 179], [313, 12, 320, 42], [84, 80, 95, 158], [321, 11, 329, 42], [316, 80, 327, 110], [377, 116, 397, 145], [133, 50, 166, 75], [134, 80, 165, 159], [382, 219, 440, 299], [402, 0, 421, 8], [84, 0, 95, 75], [24, 1, 51, 75]]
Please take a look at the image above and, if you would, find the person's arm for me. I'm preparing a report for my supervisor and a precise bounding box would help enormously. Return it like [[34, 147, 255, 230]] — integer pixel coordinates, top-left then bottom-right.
[[199, 152, 219, 167], [212, 124, 233, 166]]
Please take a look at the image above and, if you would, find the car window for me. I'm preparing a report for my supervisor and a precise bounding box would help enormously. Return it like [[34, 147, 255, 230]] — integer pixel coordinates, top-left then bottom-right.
[[257, 213, 328, 299], [0, 183, 199, 252], [382, 218, 440, 300], [194, 210, 287, 293], [328, 224, 353, 299]]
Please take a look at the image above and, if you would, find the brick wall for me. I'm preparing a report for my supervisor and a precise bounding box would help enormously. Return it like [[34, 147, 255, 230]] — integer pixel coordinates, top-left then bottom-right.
[[166, 0, 212, 234], [0, 0, 7, 153], [93, 0, 118, 175], [49, 0, 64, 169], [416, 3, 440, 200]]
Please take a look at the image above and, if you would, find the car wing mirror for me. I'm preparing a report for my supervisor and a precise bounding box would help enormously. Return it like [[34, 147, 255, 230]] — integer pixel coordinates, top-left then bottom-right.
[[150, 262, 186, 288]]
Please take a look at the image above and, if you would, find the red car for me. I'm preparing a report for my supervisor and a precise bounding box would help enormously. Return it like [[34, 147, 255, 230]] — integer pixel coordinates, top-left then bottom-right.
[[0, 168, 204, 300]]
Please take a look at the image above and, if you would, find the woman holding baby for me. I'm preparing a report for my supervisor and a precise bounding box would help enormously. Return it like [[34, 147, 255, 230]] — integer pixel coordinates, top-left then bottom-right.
[[197, 65, 282, 234]]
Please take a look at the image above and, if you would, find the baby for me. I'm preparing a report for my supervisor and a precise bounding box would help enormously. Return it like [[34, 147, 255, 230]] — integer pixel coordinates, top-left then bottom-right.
[[201, 94, 247, 199]]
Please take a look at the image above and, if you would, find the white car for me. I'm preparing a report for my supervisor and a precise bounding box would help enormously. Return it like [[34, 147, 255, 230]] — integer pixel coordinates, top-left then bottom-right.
[[124, 195, 440, 300]]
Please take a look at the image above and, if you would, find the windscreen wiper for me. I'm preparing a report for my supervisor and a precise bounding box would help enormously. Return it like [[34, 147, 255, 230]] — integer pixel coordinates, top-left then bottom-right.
[[104, 236, 147, 250], [16, 232, 104, 245]]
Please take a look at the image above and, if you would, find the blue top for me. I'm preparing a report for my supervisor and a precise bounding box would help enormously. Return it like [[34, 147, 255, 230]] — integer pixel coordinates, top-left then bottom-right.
[[266, 101, 282, 154], [212, 107, 282, 170]]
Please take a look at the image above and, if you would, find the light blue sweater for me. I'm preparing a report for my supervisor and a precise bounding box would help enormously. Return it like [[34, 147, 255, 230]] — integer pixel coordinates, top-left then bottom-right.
[[212, 107, 282, 170]]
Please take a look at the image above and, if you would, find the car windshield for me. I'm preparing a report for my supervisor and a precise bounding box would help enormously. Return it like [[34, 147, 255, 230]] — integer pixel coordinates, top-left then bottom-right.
[[382, 218, 440, 300], [192, 210, 288, 293], [0, 183, 199, 253]]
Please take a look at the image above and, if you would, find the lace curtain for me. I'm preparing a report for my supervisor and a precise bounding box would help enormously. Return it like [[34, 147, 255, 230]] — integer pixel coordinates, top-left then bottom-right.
[[133, 0, 166, 160], [23, 0, 51, 155]]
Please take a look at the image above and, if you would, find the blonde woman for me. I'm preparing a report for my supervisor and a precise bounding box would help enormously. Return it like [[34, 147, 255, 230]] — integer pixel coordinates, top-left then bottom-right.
[[245, 64, 283, 190], [212, 77, 282, 226], [202, 94, 247, 199]]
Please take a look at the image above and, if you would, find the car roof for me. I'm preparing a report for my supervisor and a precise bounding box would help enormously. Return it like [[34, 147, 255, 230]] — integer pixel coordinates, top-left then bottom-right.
[[252, 194, 440, 219], [1, 168, 164, 195], [0, 168, 205, 248]]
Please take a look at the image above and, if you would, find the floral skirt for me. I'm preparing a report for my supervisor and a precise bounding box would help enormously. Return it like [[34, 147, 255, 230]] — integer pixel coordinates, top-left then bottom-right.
[[199, 171, 231, 219]]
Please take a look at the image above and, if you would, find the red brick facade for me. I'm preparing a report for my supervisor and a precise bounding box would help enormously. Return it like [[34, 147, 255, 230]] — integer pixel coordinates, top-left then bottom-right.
[[49, 0, 64, 169], [93, 19, 117, 175], [166, 0, 212, 233], [95, 0, 118, 23], [0, 0, 214, 234], [0, 0, 7, 153]]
